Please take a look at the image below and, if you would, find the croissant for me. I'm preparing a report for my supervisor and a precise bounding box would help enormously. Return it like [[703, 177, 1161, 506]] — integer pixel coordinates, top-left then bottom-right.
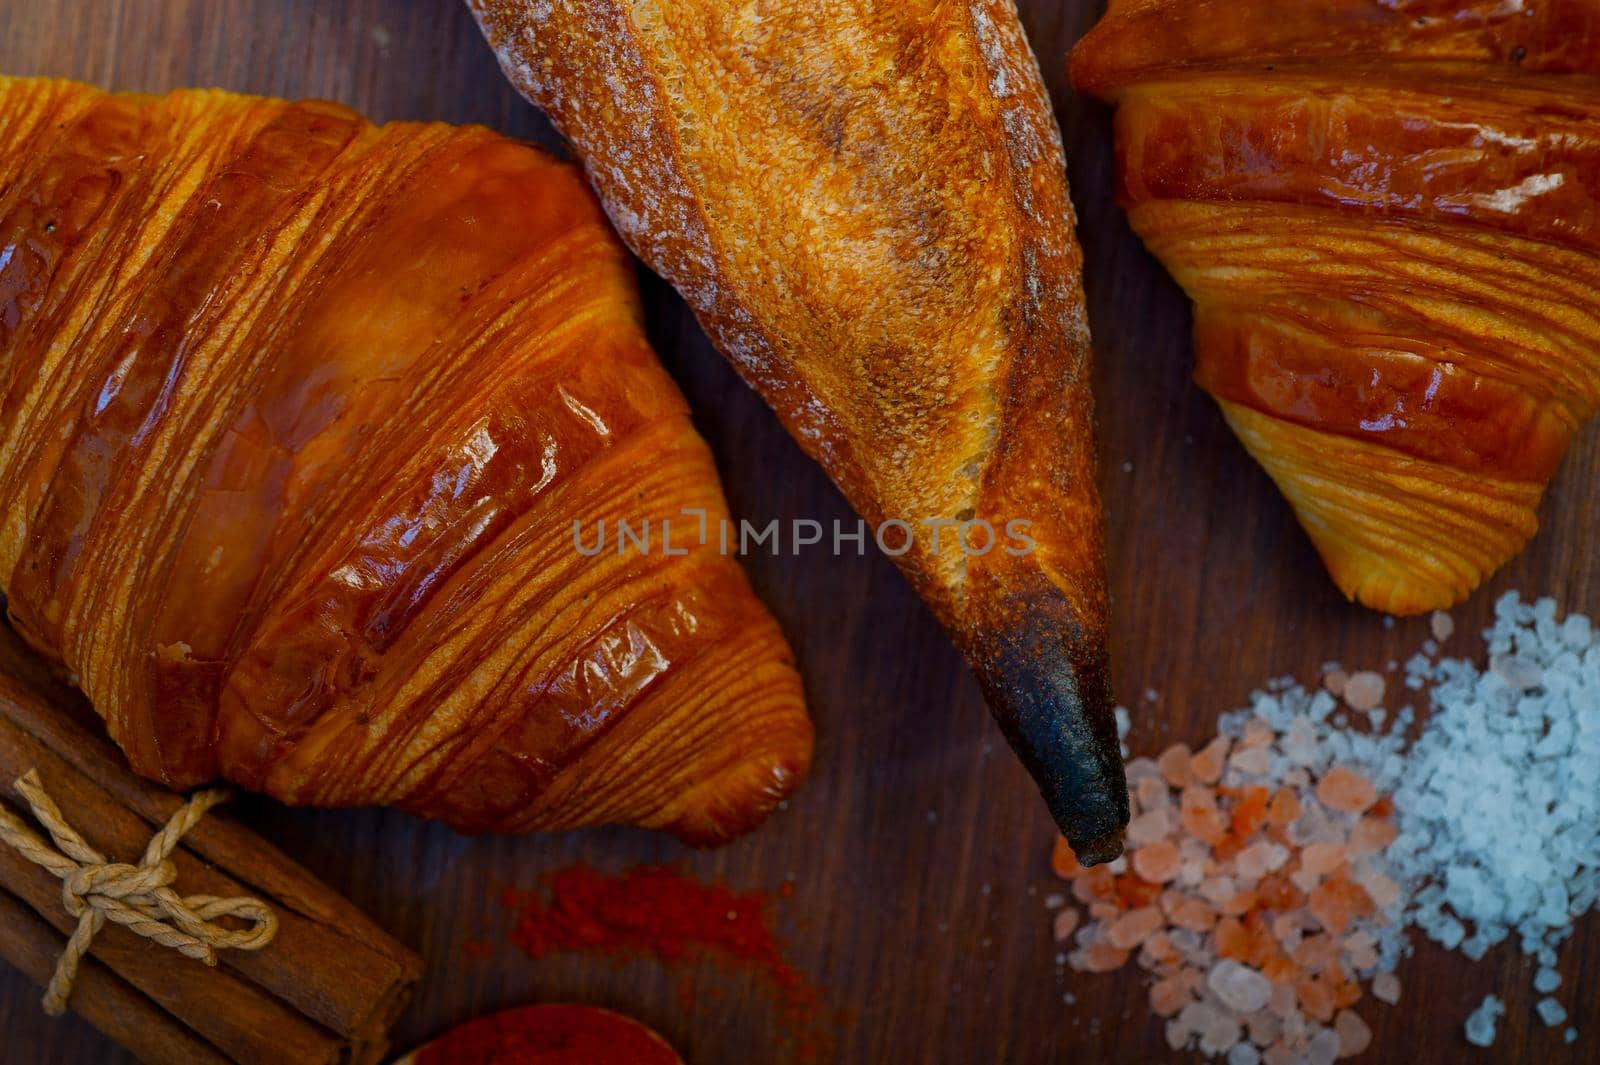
[[1072, 0, 1600, 616], [470, 0, 1129, 861], [0, 75, 812, 844]]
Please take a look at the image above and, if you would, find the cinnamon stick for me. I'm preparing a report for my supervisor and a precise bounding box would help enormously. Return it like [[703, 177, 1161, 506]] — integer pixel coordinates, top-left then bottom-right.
[[0, 622, 422, 1065], [0, 888, 233, 1065], [0, 806, 344, 1064]]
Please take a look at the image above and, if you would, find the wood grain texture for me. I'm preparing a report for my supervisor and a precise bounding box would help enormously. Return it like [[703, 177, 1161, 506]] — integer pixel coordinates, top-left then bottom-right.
[[0, 2, 1596, 1063]]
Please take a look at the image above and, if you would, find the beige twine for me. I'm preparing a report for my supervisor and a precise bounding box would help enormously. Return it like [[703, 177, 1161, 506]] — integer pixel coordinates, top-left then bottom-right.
[[0, 768, 278, 1015]]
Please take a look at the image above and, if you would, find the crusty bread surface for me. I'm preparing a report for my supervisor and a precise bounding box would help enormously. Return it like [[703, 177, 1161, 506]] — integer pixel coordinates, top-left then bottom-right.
[[471, 0, 1128, 860]]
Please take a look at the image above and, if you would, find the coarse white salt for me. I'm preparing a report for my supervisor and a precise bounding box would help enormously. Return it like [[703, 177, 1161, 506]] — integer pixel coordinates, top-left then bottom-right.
[[1387, 594, 1599, 1047], [1464, 995, 1504, 1048], [1537, 998, 1568, 1027]]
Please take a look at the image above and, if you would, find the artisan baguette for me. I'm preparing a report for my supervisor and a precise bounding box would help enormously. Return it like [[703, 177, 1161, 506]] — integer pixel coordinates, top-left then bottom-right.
[[470, 0, 1127, 860]]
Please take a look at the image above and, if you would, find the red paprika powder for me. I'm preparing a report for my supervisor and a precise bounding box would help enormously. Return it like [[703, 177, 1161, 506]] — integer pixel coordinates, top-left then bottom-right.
[[498, 864, 831, 1063], [413, 1004, 681, 1065]]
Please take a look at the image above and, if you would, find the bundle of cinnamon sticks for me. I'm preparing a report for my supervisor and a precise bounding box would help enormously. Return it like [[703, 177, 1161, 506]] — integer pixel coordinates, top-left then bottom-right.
[[0, 622, 422, 1065]]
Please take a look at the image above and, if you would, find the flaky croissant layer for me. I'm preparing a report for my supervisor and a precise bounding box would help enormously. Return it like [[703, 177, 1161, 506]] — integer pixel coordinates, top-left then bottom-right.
[[0, 76, 812, 843], [1073, 0, 1600, 615]]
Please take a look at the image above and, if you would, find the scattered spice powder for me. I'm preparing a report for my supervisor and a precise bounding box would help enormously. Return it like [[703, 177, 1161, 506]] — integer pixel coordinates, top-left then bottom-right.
[[499, 864, 831, 1063]]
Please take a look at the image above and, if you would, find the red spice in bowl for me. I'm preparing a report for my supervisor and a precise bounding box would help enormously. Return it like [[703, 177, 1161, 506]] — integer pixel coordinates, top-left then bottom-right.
[[410, 1004, 681, 1065]]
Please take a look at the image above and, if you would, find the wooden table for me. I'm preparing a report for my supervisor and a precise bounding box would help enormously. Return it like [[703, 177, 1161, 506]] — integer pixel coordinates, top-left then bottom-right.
[[1, 2, 1596, 1062]]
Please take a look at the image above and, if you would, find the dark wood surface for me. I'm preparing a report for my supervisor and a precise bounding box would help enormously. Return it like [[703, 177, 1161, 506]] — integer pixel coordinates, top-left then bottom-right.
[[0, 2, 1595, 1063]]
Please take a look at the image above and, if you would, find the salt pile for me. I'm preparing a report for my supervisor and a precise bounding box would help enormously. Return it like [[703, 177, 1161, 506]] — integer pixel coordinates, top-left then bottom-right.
[[1390, 594, 1600, 981], [1049, 593, 1595, 1060]]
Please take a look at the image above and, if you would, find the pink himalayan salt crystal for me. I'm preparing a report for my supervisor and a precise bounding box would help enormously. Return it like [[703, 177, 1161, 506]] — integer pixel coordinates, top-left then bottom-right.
[[1158, 744, 1194, 787], [1053, 908, 1080, 942], [1222, 891, 1258, 917], [1107, 906, 1166, 950], [1127, 755, 1162, 778], [1230, 744, 1274, 776], [1235, 840, 1289, 880], [1249, 1010, 1283, 1047], [1128, 808, 1172, 847], [1301, 841, 1348, 878], [1309, 880, 1368, 938], [1170, 965, 1207, 995], [1167, 896, 1219, 932], [1341, 672, 1385, 712], [1199, 1013, 1244, 1056], [1142, 930, 1177, 965], [1308, 1027, 1342, 1065], [1334, 1009, 1373, 1058], [1317, 767, 1378, 813], [1190, 736, 1232, 784], [1293, 934, 1339, 972], [1199, 876, 1237, 908], [1264, 1042, 1297, 1065], [1089, 901, 1120, 922], [1354, 867, 1401, 910], [1272, 912, 1306, 946], [1150, 975, 1194, 1018], [1242, 719, 1276, 747], [1323, 669, 1348, 698], [1348, 817, 1399, 858], [1343, 931, 1378, 971], [1133, 840, 1183, 884], [1070, 943, 1131, 973], [1371, 971, 1401, 1005], [1431, 610, 1455, 642], [1136, 775, 1170, 812], [1181, 783, 1219, 812]]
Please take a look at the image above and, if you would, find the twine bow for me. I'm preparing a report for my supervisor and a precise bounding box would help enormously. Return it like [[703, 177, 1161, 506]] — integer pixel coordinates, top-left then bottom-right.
[[0, 768, 278, 1015]]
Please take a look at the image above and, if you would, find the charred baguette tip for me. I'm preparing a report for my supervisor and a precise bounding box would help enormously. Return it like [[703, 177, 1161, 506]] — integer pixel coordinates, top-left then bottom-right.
[[973, 611, 1130, 865], [1071, 826, 1128, 868]]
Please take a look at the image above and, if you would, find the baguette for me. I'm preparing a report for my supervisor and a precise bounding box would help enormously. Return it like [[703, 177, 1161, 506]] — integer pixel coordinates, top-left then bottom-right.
[[470, 0, 1127, 860]]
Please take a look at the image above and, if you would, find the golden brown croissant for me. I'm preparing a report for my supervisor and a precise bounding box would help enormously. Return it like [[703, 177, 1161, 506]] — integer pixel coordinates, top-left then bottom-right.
[[469, 0, 1129, 861], [0, 75, 812, 844], [1072, 0, 1600, 616]]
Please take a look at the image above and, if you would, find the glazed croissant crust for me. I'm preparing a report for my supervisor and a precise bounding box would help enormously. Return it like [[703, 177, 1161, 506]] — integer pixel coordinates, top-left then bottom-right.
[[0, 76, 812, 843], [1073, 0, 1600, 615]]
